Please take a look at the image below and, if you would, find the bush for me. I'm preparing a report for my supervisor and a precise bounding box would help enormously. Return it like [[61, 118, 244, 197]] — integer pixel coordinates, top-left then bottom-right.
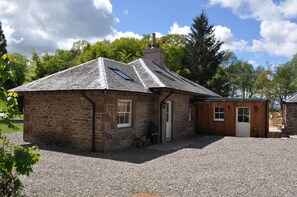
[[0, 134, 40, 196]]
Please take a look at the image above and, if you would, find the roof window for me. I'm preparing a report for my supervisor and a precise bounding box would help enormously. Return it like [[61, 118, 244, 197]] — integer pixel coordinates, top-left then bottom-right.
[[155, 70, 175, 81], [109, 67, 134, 81]]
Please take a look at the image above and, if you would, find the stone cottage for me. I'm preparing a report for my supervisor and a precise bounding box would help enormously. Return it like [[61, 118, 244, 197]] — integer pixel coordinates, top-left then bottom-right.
[[11, 34, 220, 151], [284, 93, 297, 135]]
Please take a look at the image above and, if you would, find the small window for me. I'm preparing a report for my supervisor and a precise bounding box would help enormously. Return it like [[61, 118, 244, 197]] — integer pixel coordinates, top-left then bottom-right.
[[189, 108, 192, 121], [109, 67, 134, 81], [214, 106, 224, 121], [117, 100, 132, 128]]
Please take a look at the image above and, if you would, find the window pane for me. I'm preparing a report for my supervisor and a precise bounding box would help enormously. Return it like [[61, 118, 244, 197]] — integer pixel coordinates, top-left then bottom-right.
[[238, 108, 243, 115], [220, 114, 224, 119], [220, 107, 224, 112], [119, 113, 125, 124], [238, 115, 243, 122], [126, 102, 130, 112], [215, 113, 220, 119], [124, 113, 130, 124], [244, 108, 249, 115], [244, 115, 250, 122], [215, 107, 219, 112]]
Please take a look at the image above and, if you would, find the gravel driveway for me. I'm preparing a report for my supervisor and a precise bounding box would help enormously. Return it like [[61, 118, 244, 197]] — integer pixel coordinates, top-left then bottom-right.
[[5, 133, 297, 197]]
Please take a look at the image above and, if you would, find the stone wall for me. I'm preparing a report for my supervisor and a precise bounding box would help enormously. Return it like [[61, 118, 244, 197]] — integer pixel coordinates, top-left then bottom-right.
[[160, 92, 195, 142], [23, 91, 159, 151], [284, 103, 297, 135], [23, 90, 195, 151], [24, 92, 94, 150], [88, 92, 158, 150]]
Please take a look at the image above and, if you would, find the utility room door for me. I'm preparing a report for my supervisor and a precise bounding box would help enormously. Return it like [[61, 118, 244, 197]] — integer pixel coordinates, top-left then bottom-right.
[[166, 101, 172, 140], [236, 107, 250, 137]]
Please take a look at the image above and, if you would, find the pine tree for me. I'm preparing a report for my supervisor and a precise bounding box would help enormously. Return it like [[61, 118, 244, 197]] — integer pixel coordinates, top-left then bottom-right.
[[0, 22, 8, 56], [184, 11, 224, 88]]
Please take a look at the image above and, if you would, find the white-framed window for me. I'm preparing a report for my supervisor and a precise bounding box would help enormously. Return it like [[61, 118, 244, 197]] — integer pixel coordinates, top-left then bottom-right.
[[214, 106, 224, 121], [117, 100, 132, 128], [189, 107, 192, 121]]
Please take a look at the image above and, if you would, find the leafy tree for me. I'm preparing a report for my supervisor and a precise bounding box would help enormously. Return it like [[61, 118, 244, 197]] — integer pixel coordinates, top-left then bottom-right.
[[184, 10, 224, 88], [0, 54, 40, 196], [0, 22, 7, 56], [110, 37, 147, 63], [159, 34, 187, 72], [207, 66, 230, 97], [274, 63, 297, 109], [253, 69, 276, 111], [4, 53, 29, 90], [227, 61, 262, 98]]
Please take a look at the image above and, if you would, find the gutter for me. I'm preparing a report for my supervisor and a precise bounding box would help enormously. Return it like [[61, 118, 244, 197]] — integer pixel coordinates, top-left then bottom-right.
[[159, 89, 174, 144], [82, 91, 96, 152]]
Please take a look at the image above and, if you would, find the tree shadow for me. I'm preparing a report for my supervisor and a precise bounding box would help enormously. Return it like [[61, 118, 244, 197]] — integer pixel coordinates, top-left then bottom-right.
[[20, 135, 224, 164]]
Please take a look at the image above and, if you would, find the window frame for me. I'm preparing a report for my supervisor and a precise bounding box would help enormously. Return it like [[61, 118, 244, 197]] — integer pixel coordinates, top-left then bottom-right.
[[214, 106, 224, 121], [117, 99, 132, 128]]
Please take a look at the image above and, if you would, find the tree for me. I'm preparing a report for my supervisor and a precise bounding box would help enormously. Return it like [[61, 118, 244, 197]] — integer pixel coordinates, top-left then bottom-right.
[[184, 10, 224, 89], [253, 69, 276, 111], [274, 63, 297, 109], [227, 61, 262, 98], [4, 53, 28, 90], [159, 34, 187, 72], [0, 22, 7, 55], [0, 53, 40, 196]]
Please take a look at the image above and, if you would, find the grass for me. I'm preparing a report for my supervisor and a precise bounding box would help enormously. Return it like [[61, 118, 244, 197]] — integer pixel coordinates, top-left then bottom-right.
[[0, 123, 24, 134]]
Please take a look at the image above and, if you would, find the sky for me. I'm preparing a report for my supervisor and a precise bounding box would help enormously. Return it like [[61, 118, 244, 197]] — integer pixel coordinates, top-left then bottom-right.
[[1, 0, 297, 67]]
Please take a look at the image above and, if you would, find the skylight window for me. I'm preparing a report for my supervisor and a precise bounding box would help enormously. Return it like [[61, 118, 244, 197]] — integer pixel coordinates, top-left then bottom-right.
[[109, 67, 134, 81], [155, 70, 175, 81]]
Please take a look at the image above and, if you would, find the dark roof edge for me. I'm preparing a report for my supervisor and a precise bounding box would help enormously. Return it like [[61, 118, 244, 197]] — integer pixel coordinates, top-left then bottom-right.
[[149, 87, 221, 97], [14, 89, 154, 95], [191, 97, 269, 102]]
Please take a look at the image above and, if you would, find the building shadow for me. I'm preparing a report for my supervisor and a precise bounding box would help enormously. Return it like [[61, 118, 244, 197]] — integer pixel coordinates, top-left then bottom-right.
[[20, 135, 223, 164]]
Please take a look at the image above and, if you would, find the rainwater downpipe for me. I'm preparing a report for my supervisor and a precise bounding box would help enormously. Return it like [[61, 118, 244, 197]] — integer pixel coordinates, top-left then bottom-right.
[[159, 89, 174, 144], [82, 91, 96, 152]]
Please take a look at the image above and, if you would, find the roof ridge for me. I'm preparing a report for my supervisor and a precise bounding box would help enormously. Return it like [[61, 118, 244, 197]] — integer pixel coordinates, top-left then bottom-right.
[[101, 57, 131, 67], [133, 65, 147, 90], [98, 57, 109, 89]]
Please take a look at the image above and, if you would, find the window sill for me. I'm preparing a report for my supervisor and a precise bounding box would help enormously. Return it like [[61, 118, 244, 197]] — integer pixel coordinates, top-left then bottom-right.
[[214, 119, 224, 122], [117, 124, 132, 129]]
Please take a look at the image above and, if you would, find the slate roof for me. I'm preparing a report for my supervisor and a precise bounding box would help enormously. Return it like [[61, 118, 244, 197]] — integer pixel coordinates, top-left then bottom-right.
[[10, 57, 220, 97], [286, 93, 297, 103]]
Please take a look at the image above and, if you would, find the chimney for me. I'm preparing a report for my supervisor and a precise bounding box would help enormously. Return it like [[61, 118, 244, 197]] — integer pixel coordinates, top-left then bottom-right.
[[143, 33, 165, 68]]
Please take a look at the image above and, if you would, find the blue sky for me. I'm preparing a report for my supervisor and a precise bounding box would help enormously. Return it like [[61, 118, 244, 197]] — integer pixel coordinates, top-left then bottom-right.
[[1, 0, 297, 67]]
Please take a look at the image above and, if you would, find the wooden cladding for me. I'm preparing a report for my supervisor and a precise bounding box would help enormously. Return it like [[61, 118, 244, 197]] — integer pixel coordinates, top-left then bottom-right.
[[196, 101, 269, 137]]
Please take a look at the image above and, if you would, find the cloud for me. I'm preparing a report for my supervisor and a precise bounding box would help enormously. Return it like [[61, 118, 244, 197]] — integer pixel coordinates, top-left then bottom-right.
[[250, 20, 297, 57], [123, 10, 129, 16], [169, 22, 191, 35], [0, 0, 118, 56], [209, 0, 297, 58], [214, 25, 247, 51]]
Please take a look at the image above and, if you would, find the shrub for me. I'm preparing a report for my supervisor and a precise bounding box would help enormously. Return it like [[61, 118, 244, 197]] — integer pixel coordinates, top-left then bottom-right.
[[0, 134, 40, 196]]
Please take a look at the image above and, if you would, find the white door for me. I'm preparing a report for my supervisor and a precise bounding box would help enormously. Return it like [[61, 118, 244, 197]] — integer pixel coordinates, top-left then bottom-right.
[[166, 101, 172, 140], [236, 107, 250, 137]]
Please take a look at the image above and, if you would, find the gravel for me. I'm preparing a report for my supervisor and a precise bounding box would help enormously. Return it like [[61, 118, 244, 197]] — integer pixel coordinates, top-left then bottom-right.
[[5, 133, 297, 197]]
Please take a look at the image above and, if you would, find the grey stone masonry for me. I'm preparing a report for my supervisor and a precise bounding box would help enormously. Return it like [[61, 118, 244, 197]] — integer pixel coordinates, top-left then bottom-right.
[[284, 103, 297, 135]]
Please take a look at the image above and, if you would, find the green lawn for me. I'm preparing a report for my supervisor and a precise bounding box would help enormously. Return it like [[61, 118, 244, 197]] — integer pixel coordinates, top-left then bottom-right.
[[0, 123, 24, 134]]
